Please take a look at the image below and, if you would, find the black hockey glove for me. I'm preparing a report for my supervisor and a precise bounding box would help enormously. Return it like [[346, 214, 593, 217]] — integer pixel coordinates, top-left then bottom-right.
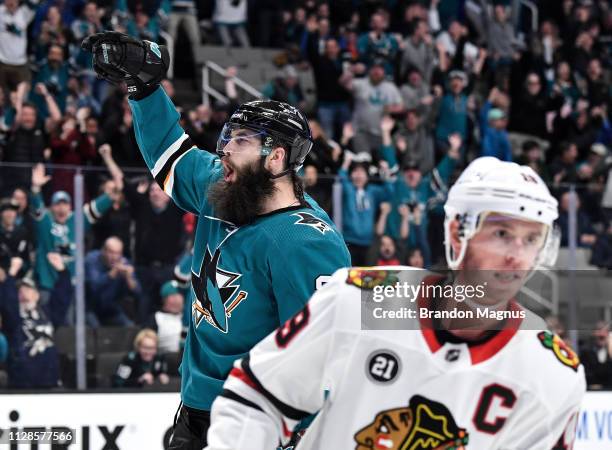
[[81, 31, 169, 100]]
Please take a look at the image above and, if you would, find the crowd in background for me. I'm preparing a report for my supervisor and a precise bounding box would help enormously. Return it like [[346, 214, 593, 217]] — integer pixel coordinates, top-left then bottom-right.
[[0, 0, 611, 390]]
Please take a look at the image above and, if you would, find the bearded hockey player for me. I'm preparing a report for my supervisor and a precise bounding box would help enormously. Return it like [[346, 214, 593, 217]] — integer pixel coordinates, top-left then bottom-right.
[[81, 32, 350, 449], [205, 156, 586, 450]]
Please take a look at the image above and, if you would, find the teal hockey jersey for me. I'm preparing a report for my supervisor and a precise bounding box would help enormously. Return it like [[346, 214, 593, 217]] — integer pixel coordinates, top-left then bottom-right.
[[129, 87, 351, 410]]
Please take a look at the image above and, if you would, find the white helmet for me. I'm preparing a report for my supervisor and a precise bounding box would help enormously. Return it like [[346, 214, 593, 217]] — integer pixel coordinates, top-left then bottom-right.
[[444, 157, 559, 270]]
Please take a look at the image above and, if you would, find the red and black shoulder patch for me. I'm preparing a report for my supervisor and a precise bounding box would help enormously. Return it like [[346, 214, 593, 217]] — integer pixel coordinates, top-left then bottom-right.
[[538, 331, 580, 372], [345, 268, 399, 290]]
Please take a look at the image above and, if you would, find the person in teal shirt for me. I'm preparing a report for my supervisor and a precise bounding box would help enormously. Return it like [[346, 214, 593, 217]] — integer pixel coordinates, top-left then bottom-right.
[[30, 164, 113, 294], [82, 32, 350, 449]]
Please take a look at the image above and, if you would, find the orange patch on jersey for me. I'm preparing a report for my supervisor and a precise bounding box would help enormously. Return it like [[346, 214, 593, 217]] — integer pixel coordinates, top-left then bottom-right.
[[345, 268, 398, 290], [538, 331, 580, 372]]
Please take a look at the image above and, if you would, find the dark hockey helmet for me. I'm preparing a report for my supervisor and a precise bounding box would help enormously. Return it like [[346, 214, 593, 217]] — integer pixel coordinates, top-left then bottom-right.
[[217, 100, 313, 172]]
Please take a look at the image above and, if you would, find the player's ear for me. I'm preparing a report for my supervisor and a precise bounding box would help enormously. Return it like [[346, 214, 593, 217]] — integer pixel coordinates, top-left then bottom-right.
[[266, 146, 287, 174]]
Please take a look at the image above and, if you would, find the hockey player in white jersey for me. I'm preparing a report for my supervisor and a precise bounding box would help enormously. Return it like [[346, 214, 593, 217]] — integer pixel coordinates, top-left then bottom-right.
[[205, 156, 586, 450]]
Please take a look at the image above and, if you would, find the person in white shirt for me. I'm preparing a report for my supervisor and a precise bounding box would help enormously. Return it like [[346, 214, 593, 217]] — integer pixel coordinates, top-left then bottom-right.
[[205, 156, 586, 450], [0, 0, 36, 94]]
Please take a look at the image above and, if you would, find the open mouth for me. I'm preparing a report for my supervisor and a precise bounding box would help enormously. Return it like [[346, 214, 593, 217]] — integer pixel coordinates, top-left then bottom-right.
[[222, 161, 235, 183]]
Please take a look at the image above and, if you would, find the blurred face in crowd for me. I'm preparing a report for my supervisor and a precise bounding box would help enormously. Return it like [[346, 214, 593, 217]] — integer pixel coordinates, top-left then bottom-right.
[[540, 20, 554, 37], [303, 165, 318, 187], [576, 5, 591, 23], [560, 191, 581, 212], [51, 199, 71, 224], [137, 336, 157, 362], [102, 237, 123, 268], [371, 13, 386, 33], [318, 18, 330, 36], [408, 70, 422, 87], [449, 76, 464, 95], [163, 293, 184, 315], [413, 20, 429, 41], [525, 145, 542, 163], [379, 236, 396, 260], [407, 248, 424, 268], [47, 6, 61, 25], [324, 39, 340, 60], [562, 143, 578, 163], [85, 116, 98, 135], [317, 2, 329, 18], [20, 105, 37, 130], [369, 65, 385, 85], [48, 45, 64, 68], [405, 110, 420, 131], [4, 0, 18, 13], [448, 20, 463, 41], [494, 5, 507, 22], [490, 116, 507, 130], [18, 285, 40, 309], [0, 207, 17, 228], [350, 165, 368, 189], [576, 31, 593, 50], [556, 61, 571, 82], [403, 167, 421, 188], [592, 321, 610, 349], [12, 188, 27, 213], [294, 8, 306, 23], [84, 2, 98, 22], [587, 59, 602, 80], [148, 182, 170, 210], [526, 73, 542, 96]]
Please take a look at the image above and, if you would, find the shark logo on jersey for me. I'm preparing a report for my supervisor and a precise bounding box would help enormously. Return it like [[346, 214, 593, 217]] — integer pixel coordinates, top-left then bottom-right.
[[292, 212, 333, 234], [354, 395, 469, 450], [191, 246, 248, 333]]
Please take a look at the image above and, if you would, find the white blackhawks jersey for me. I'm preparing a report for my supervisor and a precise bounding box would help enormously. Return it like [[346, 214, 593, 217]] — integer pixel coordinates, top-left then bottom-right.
[[205, 267, 586, 450]]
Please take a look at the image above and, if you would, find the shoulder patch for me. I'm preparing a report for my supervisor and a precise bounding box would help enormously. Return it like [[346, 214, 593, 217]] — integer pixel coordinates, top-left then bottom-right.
[[292, 212, 333, 234], [538, 331, 580, 372], [346, 268, 399, 290]]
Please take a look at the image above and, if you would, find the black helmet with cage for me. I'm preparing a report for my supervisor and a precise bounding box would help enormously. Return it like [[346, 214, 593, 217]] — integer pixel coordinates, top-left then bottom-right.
[[216, 100, 313, 178]]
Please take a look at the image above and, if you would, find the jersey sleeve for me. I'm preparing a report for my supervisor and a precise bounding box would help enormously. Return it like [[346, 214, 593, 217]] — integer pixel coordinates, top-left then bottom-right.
[[268, 228, 350, 323], [206, 269, 347, 450], [128, 86, 223, 214]]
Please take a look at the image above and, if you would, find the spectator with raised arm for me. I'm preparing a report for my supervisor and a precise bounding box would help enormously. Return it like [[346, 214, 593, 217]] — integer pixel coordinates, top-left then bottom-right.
[[30, 163, 113, 298], [338, 152, 392, 265]]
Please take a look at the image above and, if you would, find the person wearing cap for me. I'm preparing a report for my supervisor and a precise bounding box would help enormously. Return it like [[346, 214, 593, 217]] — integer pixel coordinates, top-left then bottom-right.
[[261, 65, 306, 112], [85, 236, 141, 327], [434, 70, 469, 151], [337, 152, 392, 265], [342, 58, 403, 155], [0, 197, 31, 278], [0, 253, 72, 388], [480, 97, 512, 161], [144, 280, 184, 354], [29, 163, 114, 295]]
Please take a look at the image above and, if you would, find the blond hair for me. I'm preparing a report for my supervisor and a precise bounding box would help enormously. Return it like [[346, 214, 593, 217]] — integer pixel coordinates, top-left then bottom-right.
[[133, 328, 158, 350]]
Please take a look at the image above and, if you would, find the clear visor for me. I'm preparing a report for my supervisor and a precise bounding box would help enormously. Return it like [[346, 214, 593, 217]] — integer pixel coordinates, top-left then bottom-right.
[[466, 212, 550, 269], [216, 123, 268, 157]]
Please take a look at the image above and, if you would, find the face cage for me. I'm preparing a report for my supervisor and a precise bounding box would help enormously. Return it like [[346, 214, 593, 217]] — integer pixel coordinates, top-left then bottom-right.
[[444, 210, 560, 271]]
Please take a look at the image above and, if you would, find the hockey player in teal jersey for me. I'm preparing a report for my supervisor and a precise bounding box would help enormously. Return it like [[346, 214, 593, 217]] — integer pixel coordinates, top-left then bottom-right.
[[82, 32, 350, 449]]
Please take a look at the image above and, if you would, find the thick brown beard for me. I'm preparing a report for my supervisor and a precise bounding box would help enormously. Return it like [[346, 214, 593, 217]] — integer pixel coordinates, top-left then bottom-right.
[[207, 161, 278, 226]]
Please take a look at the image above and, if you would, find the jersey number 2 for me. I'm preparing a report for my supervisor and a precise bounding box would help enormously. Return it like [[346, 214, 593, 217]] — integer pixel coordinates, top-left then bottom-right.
[[275, 305, 311, 348]]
